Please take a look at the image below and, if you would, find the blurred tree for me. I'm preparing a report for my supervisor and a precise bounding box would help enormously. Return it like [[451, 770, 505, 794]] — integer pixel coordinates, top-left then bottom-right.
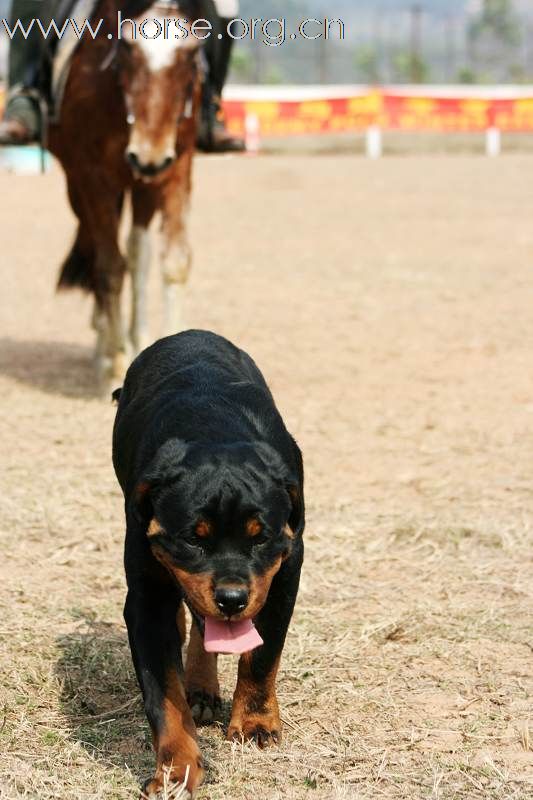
[[355, 45, 381, 84], [457, 66, 478, 84], [508, 63, 529, 83], [393, 50, 430, 83], [469, 0, 520, 46], [230, 50, 255, 83], [468, 0, 521, 80], [264, 66, 284, 84]]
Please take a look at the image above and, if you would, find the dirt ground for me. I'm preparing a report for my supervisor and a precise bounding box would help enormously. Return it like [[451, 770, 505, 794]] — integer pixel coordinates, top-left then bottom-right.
[[1, 153, 532, 800]]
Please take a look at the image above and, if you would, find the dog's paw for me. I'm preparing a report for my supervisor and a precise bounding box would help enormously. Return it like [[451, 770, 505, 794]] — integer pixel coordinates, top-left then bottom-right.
[[142, 776, 191, 799], [142, 784, 191, 800], [141, 756, 203, 799], [227, 712, 281, 749], [187, 689, 221, 725]]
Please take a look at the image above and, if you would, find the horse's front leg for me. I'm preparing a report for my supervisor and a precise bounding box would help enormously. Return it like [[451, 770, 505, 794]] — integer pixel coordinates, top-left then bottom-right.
[[128, 226, 152, 356], [129, 186, 159, 356], [159, 160, 193, 337]]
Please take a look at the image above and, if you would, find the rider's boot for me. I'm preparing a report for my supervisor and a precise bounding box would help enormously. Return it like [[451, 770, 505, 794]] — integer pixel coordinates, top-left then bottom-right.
[[0, 93, 41, 145], [0, 0, 45, 145], [197, 3, 245, 153]]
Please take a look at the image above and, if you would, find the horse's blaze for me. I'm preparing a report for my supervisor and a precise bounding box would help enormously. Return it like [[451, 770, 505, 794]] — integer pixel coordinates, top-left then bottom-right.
[[121, 11, 200, 173]]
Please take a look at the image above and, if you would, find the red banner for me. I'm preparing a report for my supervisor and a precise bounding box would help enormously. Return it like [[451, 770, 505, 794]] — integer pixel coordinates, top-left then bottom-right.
[[223, 90, 533, 137], [224, 93, 383, 137]]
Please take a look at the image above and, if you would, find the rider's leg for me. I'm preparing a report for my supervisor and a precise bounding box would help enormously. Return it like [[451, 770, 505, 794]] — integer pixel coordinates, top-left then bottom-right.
[[210, 0, 239, 96], [198, 0, 245, 153], [0, 0, 52, 144]]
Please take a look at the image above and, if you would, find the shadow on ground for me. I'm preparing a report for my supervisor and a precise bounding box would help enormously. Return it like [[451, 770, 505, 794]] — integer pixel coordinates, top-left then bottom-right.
[[56, 616, 150, 783], [55, 615, 224, 789], [0, 338, 98, 399]]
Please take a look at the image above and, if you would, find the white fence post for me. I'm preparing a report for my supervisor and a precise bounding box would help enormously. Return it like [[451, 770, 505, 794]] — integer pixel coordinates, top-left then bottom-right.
[[366, 125, 383, 159], [486, 127, 501, 157], [245, 113, 261, 155]]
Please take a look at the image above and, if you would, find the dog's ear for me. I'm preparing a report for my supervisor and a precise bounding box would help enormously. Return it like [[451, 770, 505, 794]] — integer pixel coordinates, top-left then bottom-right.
[[112, 387, 122, 405], [131, 439, 189, 525], [286, 483, 305, 537], [286, 437, 305, 536], [132, 480, 153, 524], [256, 440, 305, 536]]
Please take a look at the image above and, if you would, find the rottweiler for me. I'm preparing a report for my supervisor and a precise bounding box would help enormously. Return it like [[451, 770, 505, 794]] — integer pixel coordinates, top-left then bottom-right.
[[112, 330, 305, 798]]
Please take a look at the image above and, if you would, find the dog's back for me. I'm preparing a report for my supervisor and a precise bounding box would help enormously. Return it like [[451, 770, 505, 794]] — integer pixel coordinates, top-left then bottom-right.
[[113, 330, 297, 496], [119, 329, 269, 403]]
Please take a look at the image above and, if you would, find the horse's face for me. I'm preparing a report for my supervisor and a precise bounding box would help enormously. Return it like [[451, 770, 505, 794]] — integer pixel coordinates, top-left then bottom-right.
[[119, 11, 200, 180]]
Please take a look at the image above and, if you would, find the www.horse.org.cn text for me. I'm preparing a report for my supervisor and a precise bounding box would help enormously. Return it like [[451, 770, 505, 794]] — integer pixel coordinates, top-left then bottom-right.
[[1, 14, 346, 47]]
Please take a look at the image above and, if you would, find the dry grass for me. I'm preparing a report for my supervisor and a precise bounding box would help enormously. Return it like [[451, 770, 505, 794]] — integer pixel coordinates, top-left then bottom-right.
[[1, 154, 533, 799]]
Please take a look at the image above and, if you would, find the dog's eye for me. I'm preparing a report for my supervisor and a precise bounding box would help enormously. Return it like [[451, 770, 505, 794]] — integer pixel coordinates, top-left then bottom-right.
[[195, 519, 213, 539], [251, 530, 269, 546]]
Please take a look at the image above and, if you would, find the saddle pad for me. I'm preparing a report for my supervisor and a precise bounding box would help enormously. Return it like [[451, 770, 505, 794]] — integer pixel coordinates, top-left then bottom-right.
[[51, 0, 99, 123]]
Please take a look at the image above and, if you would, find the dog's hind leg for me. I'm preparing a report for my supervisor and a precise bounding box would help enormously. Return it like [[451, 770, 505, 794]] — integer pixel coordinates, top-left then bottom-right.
[[185, 620, 221, 725]]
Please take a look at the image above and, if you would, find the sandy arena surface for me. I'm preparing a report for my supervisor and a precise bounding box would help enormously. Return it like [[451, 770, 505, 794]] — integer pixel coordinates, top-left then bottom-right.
[[1, 154, 532, 799]]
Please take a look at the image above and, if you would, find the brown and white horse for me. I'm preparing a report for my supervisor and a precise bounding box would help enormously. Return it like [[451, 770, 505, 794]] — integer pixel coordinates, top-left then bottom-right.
[[48, 0, 202, 391]]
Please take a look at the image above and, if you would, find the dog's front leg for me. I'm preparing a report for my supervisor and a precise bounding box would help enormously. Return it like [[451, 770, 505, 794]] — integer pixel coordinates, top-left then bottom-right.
[[228, 542, 304, 747], [124, 588, 203, 798]]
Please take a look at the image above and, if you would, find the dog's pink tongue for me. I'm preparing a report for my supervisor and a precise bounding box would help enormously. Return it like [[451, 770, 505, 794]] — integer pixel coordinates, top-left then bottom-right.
[[204, 618, 263, 654]]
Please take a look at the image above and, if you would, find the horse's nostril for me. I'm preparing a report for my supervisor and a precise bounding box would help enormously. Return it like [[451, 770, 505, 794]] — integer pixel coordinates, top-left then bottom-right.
[[126, 153, 175, 177], [125, 150, 140, 170]]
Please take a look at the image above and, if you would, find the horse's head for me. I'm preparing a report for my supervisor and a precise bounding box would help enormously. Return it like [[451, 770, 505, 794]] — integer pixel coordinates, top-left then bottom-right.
[[118, 2, 202, 180]]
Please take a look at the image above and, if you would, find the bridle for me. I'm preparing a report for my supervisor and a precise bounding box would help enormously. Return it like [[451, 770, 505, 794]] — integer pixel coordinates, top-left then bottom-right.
[[99, 1, 202, 128]]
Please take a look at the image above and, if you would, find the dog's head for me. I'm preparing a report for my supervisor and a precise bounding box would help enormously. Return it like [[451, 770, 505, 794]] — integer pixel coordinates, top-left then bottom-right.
[[133, 439, 303, 622]]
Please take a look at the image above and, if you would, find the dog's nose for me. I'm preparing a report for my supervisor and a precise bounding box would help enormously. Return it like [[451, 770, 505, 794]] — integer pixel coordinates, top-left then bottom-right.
[[215, 586, 249, 617]]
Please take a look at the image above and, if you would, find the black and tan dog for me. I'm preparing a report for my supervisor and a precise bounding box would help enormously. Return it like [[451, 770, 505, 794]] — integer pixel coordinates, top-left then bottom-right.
[[112, 330, 304, 798]]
